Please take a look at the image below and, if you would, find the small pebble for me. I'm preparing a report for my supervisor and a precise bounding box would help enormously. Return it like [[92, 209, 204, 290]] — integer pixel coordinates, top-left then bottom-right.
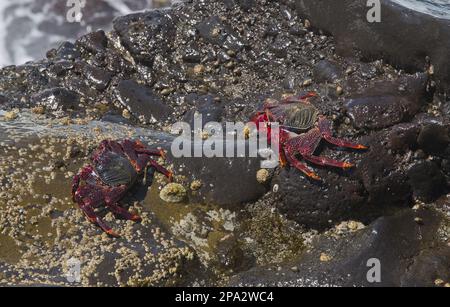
[[193, 64, 205, 75], [302, 79, 312, 87], [320, 253, 332, 262], [190, 180, 202, 191], [160, 183, 187, 203], [414, 217, 424, 225], [434, 279, 444, 286], [256, 169, 270, 184], [304, 19, 311, 29]]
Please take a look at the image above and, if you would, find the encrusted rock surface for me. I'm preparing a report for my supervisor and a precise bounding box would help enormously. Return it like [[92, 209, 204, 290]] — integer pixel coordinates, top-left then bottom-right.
[[230, 208, 450, 287], [0, 0, 449, 287]]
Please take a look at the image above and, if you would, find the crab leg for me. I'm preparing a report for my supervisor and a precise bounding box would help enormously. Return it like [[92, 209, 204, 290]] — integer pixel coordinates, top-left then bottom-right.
[[136, 148, 166, 157], [103, 185, 142, 222], [284, 129, 322, 180], [148, 160, 173, 181], [94, 216, 120, 238], [302, 155, 354, 169], [281, 92, 318, 104], [79, 201, 120, 238], [107, 203, 142, 222], [72, 165, 95, 201], [318, 117, 368, 150], [284, 152, 321, 180]]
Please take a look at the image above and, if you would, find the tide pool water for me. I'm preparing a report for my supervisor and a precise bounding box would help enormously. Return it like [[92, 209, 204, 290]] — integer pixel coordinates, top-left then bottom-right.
[[392, 0, 450, 19]]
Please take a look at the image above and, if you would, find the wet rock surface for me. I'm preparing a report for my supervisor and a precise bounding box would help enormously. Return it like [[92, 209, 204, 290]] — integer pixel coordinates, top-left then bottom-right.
[[31, 88, 80, 112], [345, 73, 431, 130], [115, 80, 172, 123], [0, 0, 449, 286], [230, 208, 450, 287], [167, 140, 267, 207], [295, 0, 450, 94]]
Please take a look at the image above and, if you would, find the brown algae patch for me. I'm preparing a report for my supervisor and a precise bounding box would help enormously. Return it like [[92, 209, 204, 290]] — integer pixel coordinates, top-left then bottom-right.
[[238, 197, 311, 266], [0, 234, 22, 264], [144, 181, 239, 271]]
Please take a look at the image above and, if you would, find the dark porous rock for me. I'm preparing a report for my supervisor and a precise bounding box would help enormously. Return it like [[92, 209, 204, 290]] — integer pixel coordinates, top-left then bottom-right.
[[387, 123, 419, 153], [181, 43, 202, 63], [230, 208, 450, 287], [345, 73, 430, 130], [182, 94, 224, 127], [196, 16, 245, 52], [313, 60, 342, 83], [276, 169, 368, 230], [417, 123, 450, 155], [296, 0, 450, 94], [18, 64, 50, 94], [0, 94, 6, 106], [53, 42, 81, 61], [167, 140, 267, 206], [264, 23, 280, 37], [358, 142, 412, 207], [64, 76, 99, 100], [46, 60, 75, 78], [113, 10, 177, 66], [76, 30, 108, 54], [78, 63, 113, 91], [237, 0, 256, 12], [289, 25, 307, 37], [31, 87, 79, 111], [115, 80, 171, 123], [407, 161, 448, 202], [270, 37, 291, 58]]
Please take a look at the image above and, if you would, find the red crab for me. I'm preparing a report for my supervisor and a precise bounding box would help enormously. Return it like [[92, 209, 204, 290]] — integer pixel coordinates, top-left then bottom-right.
[[72, 139, 172, 237], [251, 92, 367, 180]]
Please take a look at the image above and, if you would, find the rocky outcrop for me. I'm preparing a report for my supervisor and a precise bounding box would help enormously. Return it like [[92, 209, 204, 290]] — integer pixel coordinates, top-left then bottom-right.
[[295, 0, 450, 94], [1, 0, 449, 287], [230, 208, 450, 287]]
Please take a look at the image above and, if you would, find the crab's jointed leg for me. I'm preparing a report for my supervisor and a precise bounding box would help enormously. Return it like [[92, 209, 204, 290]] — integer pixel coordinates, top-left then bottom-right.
[[284, 128, 322, 180], [281, 91, 318, 104], [302, 155, 354, 169], [318, 116, 368, 150], [147, 159, 173, 181], [72, 165, 95, 201], [284, 152, 321, 180], [104, 185, 142, 222], [75, 188, 121, 238]]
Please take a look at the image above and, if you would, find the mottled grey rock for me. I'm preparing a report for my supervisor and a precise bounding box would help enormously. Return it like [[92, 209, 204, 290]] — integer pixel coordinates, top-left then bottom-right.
[[417, 123, 450, 155], [168, 139, 268, 206], [345, 74, 430, 130], [296, 0, 450, 94], [313, 60, 342, 83], [31, 87, 79, 111], [230, 208, 450, 287], [115, 80, 172, 123], [76, 30, 108, 54], [113, 10, 177, 66], [407, 161, 448, 202]]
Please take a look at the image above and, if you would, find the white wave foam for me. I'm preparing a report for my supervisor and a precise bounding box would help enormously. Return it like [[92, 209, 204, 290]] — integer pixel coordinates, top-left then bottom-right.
[[391, 0, 450, 20]]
